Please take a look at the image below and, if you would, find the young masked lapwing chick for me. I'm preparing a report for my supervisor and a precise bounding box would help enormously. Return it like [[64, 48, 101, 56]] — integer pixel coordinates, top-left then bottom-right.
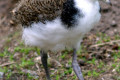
[[12, 0, 111, 80]]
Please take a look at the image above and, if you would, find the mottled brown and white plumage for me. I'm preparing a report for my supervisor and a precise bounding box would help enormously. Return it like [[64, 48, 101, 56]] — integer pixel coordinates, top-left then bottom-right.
[[12, 0, 111, 80], [13, 0, 66, 26]]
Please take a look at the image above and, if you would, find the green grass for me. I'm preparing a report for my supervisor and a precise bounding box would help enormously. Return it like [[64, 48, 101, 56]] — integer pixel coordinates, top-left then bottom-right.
[[87, 70, 100, 77], [0, 32, 120, 80], [97, 61, 104, 68], [61, 51, 68, 59], [87, 57, 96, 65], [0, 46, 38, 80]]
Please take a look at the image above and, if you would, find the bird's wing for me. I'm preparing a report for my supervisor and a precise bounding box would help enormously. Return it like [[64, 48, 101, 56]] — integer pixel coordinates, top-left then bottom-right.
[[12, 0, 67, 26]]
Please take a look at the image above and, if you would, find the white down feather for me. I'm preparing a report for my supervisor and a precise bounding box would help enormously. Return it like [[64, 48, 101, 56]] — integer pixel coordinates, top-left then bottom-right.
[[22, 0, 101, 52]]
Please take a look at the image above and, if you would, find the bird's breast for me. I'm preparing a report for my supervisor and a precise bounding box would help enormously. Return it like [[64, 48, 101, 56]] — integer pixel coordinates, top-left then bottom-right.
[[73, 0, 101, 33]]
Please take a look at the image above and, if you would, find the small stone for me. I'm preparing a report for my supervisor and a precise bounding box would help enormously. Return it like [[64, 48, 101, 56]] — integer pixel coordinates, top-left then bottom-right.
[[65, 64, 71, 69], [34, 56, 42, 64], [0, 72, 4, 79], [111, 20, 117, 27], [104, 53, 111, 58], [112, 69, 116, 72]]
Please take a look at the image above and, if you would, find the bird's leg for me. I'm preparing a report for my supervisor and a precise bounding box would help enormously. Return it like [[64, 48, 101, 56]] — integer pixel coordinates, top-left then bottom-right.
[[40, 50, 51, 80], [72, 49, 84, 80]]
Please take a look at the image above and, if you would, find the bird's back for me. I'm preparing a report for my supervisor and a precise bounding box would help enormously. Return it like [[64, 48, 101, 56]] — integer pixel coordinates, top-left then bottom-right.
[[12, 0, 66, 26]]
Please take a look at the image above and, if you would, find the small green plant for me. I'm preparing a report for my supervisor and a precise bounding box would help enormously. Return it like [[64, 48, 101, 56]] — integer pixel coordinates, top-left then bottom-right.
[[97, 61, 104, 68], [112, 63, 117, 68], [14, 47, 33, 54], [92, 70, 100, 77], [72, 75, 77, 79], [0, 67, 4, 72], [20, 58, 35, 68], [87, 70, 100, 77], [116, 64, 120, 74], [0, 52, 4, 57], [56, 73, 60, 80], [87, 57, 96, 65], [64, 68, 72, 75], [61, 51, 68, 59]]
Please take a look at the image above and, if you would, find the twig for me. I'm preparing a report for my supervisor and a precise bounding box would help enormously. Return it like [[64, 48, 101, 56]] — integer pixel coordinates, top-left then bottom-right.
[[0, 16, 6, 25], [0, 62, 16, 67], [36, 63, 41, 74], [90, 40, 120, 48]]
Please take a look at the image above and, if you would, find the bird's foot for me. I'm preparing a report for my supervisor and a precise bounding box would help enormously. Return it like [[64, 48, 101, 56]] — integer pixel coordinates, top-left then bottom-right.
[[72, 49, 84, 80]]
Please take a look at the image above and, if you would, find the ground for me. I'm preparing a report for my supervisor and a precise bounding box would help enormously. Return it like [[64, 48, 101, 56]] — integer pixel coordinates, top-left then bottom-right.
[[0, 0, 120, 80]]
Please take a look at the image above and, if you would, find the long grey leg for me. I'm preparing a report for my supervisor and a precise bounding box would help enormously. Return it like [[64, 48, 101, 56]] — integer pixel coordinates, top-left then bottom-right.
[[72, 49, 84, 80], [41, 50, 51, 80]]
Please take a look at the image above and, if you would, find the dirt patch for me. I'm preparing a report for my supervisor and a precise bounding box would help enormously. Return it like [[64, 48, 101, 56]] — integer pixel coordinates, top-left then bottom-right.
[[92, 0, 120, 36]]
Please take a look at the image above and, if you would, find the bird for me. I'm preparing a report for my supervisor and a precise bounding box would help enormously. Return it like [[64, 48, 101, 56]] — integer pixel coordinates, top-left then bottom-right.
[[12, 0, 111, 80]]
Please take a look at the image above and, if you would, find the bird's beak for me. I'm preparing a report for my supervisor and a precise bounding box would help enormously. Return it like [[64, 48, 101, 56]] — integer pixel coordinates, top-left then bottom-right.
[[104, 0, 112, 6]]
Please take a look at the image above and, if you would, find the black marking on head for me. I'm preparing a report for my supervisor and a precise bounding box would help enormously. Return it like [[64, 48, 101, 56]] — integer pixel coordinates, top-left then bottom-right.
[[61, 0, 82, 28]]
